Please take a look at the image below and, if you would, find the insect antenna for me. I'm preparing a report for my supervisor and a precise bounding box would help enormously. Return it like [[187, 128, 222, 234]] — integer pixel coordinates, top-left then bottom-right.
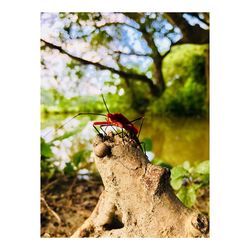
[[101, 93, 110, 113], [42, 112, 107, 139]]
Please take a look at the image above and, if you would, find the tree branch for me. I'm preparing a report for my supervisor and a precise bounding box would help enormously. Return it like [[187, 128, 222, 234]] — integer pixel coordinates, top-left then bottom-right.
[[41, 39, 160, 96], [123, 13, 166, 92], [112, 50, 151, 58], [96, 21, 139, 31], [96, 21, 151, 58], [41, 39, 153, 82], [165, 13, 209, 44], [124, 13, 160, 56]]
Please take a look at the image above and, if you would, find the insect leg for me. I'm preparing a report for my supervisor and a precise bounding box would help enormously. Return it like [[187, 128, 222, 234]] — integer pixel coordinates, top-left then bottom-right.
[[121, 128, 126, 145], [100, 125, 108, 136], [99, 124, 118, 136], [93, 124, 101, 135], [126, 116, 144, 138], [129, 116, 144, 138], [111, 126, 119, 134], [129, 116, 144, 124], [137, 116, 144, 139], [93, 121, 112, 136]]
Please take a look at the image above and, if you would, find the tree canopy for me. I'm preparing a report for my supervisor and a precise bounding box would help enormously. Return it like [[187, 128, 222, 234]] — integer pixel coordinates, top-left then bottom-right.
[[41, 12, 209, 102]]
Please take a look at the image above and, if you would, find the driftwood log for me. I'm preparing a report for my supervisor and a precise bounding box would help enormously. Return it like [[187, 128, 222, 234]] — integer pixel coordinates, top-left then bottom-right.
[[71, 133, 209, 238]]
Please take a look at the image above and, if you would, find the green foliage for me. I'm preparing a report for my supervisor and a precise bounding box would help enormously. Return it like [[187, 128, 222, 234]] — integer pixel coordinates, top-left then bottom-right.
[[41, 138, 53, 158], [41, 159, 57, 180], [52, 130, 78, 142], [91, 30, 113, 48], [141, 137, 153, 151], [177, 186, 196, 208], [66, 61, 78, 70], [194, 160, 209, 185], [152, 157, 173, 170], [171, 166, 189, 189], [41, 138, 58, 179], [72, 150, 85, 166], [41, 88, 108, 114], [41, 85, 142, 116], [127, 81, 151, 113], [149, 80, 206, 116], [170, 160, 209, 208], [149, 44, 208, 116], [73, 150, 91, 167], [42, 13, 209, 118], [75, 70, 83, 79], [103, 91, 133, 114], [162, 44, 207, 86], [63, 162, 77, 177], [40, 128, 93, 180]]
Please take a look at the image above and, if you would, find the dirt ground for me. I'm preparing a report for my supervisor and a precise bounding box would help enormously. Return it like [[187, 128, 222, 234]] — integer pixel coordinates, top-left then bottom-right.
[[41, 175, 103, 237], [41, 174, 209, 238]]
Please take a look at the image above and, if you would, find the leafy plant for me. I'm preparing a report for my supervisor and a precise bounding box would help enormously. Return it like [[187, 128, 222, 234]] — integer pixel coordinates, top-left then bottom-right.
[[152, 157, 173, 170], [40, 126, 94, 180], [63, 162, 77, 177], [41, 138, 53, 158], [141, 137, 153, 152], [41, 138, 57, 179], [170, 160, 209, 208]]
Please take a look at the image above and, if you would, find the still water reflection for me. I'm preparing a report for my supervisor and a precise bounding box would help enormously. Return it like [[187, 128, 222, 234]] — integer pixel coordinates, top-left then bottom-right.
[[140, 116, 209, 166]]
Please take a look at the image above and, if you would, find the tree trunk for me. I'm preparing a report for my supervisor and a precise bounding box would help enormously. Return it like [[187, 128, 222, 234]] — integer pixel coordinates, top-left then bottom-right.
[[71, 133, 209, 238]]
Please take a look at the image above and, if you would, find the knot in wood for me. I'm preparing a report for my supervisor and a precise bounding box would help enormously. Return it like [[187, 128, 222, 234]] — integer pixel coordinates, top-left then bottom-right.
[[94, 142, 111, 158], [191, 213, 209, 234]]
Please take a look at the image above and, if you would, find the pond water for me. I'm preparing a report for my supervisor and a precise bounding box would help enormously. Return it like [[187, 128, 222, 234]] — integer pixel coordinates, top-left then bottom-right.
[[140, 116, 209, 166], [41, 114, 209, 167]]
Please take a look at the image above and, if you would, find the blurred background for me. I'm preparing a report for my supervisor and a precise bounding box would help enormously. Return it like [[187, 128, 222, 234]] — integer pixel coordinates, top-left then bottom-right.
[[40, 12, 209, 237]]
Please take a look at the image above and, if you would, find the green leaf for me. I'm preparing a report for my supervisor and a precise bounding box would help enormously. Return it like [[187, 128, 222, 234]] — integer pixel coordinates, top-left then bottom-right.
[[159, 162, 172, 169], [177, 186, 196, 208], [47, 168, 55, 179], [152, 158, 172, 170], [195, 160, 209, 174], [77, 13, 90, 21], [63, 162, 76, 176], [91, 30, 113, 47], [41, 138, 53, 158], [66, 61, 77, 70], [72, 150, 84, 166], [192, 183, 203, 191], [52, 130, 78, 142], [198, 174, 209, 186], [183, 161, 191, 171], [170, 177, 183, 190], [171, 166, 189, 180], [75, 70, 83, 79], [142, 138, 153, 151]]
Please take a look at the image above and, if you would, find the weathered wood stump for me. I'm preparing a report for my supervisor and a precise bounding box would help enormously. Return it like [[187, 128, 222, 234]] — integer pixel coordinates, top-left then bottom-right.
[[71, 133, 209, 238]]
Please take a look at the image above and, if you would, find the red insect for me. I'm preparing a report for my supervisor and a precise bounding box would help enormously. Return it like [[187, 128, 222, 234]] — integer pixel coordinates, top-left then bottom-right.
[[94, 95, 143, 133], [56, 94, 144, 151]]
